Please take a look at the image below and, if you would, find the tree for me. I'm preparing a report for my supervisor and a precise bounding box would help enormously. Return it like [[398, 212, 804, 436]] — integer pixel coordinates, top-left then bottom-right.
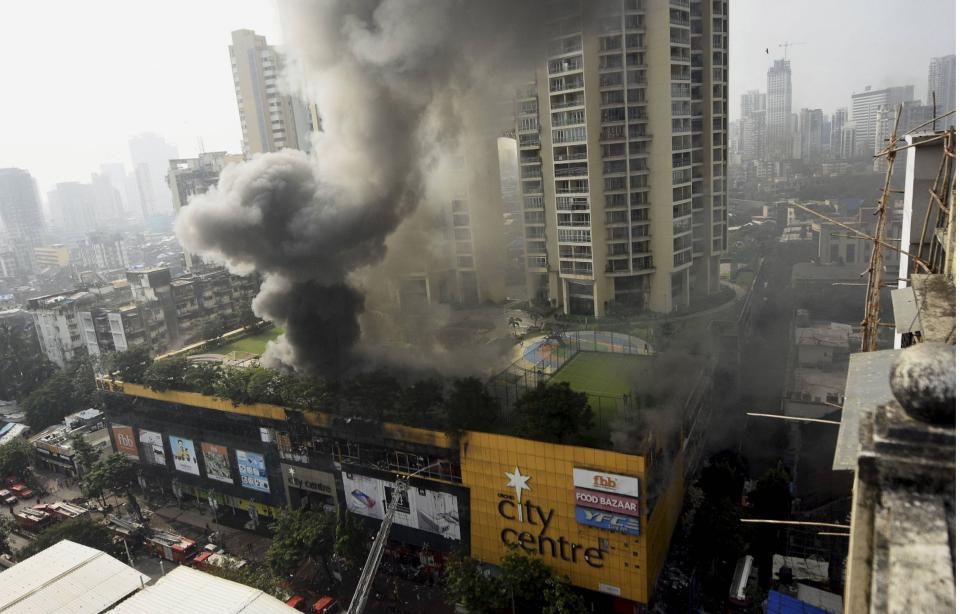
[[19, 517, 121, 559], [183, 361, 221, 396], [749, 461, 793, 590], [245, 368, 284, 405], [0, 323, 56, 401], [542, 576, 587, 614], [202, 320, 226, 342], [445, 377, 500, 433], [69, 433, 99, 478], [83, 453, 138, 507], [499, 550, 554, 612], [142, 357, 190, 392], [238, 304, 259, 330], [334, 505, 369, 572], [444, 556, 506, 614], [205, 560, 287, 600], [0, 516, 11, 555], [0, 438, 33, 478], [511, 383, 593, 444], [342, 370, 401, 421], [214, 367, 255, 405], [393, 378, 445, 427], [697, 450, 749, 503], [107, 346, 152, 383], [21, 371, 76, 430], [267, 508, 336, 579]]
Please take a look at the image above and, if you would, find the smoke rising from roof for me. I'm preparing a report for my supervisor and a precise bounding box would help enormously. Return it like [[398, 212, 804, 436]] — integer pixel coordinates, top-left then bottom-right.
[[176, 0, 549, 374]]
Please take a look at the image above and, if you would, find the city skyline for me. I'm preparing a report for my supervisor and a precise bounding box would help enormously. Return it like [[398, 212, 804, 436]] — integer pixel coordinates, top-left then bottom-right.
[[1, 0, 954, 197]]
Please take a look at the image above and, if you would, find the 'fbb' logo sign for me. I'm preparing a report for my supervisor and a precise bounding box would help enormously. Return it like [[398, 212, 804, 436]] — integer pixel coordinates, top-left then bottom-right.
[[593, 475, 617, 489]]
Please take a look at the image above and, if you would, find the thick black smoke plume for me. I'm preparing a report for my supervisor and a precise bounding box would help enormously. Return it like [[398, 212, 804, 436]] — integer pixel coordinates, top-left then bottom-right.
[[176, 0, 550, 373]]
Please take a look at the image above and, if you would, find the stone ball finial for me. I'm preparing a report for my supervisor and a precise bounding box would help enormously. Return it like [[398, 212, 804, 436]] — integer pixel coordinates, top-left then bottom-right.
[[889, 342, 956, 426]]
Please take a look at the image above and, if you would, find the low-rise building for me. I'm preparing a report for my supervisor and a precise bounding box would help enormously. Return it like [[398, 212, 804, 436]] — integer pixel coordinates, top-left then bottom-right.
[[29, 408, 109, 477]]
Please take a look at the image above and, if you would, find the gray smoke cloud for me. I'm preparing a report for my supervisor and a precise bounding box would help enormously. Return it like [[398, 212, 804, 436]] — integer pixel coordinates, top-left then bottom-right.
[[176, 0, 550, 374]]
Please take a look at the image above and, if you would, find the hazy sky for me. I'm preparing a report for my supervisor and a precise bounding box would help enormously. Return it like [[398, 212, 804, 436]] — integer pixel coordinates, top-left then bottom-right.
[[730, 0, 955, 119], [0, 1, 282, 194], [0, 1, 955, 194]]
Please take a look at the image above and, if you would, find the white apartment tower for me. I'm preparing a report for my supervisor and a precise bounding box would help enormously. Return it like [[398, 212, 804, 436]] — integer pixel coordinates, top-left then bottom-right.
[[229, 29, 304, 156], [850, 85, 914, 157], [739, 90, 766, 162], [830, 108, 848, 159], [517, 0, 728, 317], [765, 59, 792, 160], [927, 54, 956, 128]]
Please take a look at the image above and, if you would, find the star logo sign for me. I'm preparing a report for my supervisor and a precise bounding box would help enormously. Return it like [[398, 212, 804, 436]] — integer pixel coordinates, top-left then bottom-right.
[[505, 467, 531, 522]]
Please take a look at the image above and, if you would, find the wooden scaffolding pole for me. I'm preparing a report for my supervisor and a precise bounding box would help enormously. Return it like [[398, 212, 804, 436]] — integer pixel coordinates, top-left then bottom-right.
[[861, 104, 903, 352]]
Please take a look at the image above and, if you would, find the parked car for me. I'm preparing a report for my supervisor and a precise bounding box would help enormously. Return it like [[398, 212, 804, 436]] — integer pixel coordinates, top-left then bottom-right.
[[312, 596, 339, 614], [285, 596, 307, 612], [10, 484, 34, 499], [3, 476, 19, 487], [0, 490, 16, 505]]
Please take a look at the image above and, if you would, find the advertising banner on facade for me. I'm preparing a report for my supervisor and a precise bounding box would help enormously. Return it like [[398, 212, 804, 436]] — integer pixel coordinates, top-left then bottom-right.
[[572, 468, 639, 497], [139, 430, 166, 466], [574, 507, 640, 535], [169, 436, 200, 475], [281, 464, 337, 502], [574, 487, 640, 516], [342, 472, 460, 540], [111, 425, 139, 460], [201, 442, 233, 484], [236, 450, 270, 493]]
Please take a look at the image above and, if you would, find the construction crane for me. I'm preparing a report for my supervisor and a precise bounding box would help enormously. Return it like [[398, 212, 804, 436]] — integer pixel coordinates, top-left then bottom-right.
[[347, 462, 442, 614], [777, 41, 806, 60]]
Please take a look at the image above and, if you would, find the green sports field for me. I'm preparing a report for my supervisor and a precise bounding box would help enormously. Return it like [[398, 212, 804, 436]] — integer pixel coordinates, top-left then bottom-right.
[[210, 326, 283, 356], [551, 351, 652, 398]]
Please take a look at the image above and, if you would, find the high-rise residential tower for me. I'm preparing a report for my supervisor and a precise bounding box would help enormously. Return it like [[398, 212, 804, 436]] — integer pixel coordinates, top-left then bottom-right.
[[167, 152, 243, 270], [517, 0, 728, 317], [229, 29, 309, 156], [129, 133, 179, 219], [850, 85, 914, 157], [0, 168, 45, 274], [927, 54, 956, 128], [739, 90, 766, 162], [830, 108, 848, 159], [798, 108, 824, 163], [765, 59, 792, 160]]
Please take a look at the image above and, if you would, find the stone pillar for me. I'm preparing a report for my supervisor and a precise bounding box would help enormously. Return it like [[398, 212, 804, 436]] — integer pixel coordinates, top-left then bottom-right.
[[844, 342, 955, 613]]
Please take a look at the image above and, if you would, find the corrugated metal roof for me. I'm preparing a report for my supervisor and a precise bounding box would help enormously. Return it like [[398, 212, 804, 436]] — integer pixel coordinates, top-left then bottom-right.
[[109, 566, 297, 614], [0, 540, 148, 613]]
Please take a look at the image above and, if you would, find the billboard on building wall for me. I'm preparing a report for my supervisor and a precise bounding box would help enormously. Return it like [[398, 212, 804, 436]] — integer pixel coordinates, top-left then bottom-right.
[[201, 442, 233, 484], [574, 507, 641, 535], [139, 430, 166, 466], [111, 425, 139, 460], [572, 468, 639, 497], [169, 436, 200, 475], [574, 487, 640, 516], [236, 450, 270, 493], [341, 472, 461, 541]]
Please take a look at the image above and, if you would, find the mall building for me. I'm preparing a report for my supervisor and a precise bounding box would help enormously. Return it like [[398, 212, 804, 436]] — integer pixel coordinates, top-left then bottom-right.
[[98, 377, 700, 609]]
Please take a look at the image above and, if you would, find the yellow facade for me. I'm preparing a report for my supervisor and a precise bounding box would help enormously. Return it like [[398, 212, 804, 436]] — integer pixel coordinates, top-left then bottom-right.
[[100, 378, 688, 603], [461, 431, 656, 603]]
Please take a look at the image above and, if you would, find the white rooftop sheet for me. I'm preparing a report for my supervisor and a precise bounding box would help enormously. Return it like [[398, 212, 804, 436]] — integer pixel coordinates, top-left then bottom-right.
[[0, 540, 147, 614], [109, 566, 297, 614]]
